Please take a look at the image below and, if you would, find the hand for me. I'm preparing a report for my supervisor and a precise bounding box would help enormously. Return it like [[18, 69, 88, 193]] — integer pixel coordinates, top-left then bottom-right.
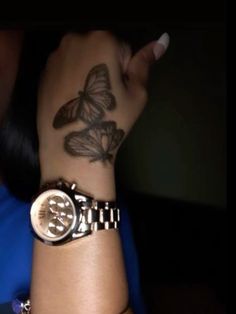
[[37, 31, 169, 198]]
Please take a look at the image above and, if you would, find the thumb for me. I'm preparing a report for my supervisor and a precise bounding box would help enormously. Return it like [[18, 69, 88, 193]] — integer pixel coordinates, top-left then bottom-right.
[[127, 33, 170, 87]]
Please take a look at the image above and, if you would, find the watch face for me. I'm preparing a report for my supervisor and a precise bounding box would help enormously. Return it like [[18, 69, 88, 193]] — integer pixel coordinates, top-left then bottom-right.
[[30, 189, 77, 242]]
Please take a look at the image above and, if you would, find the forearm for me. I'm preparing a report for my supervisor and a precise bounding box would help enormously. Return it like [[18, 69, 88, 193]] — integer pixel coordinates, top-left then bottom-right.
[[30, 164, 129, 314], [30, 30, 169, 313], [39, 156, 116, 200], [31, 231, 128, 313]]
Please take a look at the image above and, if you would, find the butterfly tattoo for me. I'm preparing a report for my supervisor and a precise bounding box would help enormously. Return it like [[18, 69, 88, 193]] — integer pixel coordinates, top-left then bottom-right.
[[53, 64, 116, 129], [64, 121, 125, 163]]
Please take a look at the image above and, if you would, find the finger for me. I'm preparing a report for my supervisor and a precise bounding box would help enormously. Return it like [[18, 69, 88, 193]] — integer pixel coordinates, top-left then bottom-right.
[[119, 41, 132, 73], [127, 32, 170, 87]]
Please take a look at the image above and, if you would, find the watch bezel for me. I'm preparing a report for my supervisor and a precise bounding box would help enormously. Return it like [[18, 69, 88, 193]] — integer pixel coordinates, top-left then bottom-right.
[[30, 189, 78, 243]]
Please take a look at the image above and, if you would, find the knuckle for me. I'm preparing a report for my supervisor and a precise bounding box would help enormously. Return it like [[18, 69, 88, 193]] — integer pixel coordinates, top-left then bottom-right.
[[88, 30, 112, 40], [59, 33, 83, 49], [59, 31, 119, 54], [139, 89, 148, 104], [46, 50, 58, 66], [60, 33, 75, 46], [87, 30, 118, 48]]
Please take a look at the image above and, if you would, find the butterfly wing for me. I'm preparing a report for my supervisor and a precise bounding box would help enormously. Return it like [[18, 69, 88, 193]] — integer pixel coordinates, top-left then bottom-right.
[[89, 90, 116, 111], [53, 64, 116, 128], [78, 64, 116, 124], [84, 64, 111, 93], [85, 64, 116, 111], [103, 122, 125, 151], [64, 128, 104, 160], [53, 97, 80, 129], [64, 121, 125, 162], [97, 121, 125, 152], [77, 96, 104, 125], [84, 63, 116, 110]]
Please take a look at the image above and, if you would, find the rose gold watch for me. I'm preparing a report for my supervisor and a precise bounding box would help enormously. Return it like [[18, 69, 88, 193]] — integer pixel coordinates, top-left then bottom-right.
[[30, 179, 120, 246]]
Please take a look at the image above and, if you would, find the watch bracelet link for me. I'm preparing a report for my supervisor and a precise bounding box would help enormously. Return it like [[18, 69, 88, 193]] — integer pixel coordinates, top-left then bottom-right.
[[80, 201, 120, 232], [58, 179, 121, 231], [38, 179, 120, 233]]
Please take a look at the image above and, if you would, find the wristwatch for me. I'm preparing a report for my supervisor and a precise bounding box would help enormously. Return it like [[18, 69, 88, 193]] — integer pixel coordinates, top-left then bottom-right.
[[30, 179, 120, 246]]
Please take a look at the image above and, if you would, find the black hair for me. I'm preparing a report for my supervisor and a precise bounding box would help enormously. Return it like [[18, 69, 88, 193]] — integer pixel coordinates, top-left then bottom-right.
[[0, 31, 62, 201]]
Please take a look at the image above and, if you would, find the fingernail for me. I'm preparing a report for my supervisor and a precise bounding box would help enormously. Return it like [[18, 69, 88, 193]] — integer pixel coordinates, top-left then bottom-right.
[[153, 32, 170, 60], [157, 33, 170, 50]]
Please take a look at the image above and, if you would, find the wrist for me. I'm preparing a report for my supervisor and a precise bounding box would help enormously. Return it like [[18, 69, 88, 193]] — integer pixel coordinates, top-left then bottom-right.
[[40, 154, 116, 200]]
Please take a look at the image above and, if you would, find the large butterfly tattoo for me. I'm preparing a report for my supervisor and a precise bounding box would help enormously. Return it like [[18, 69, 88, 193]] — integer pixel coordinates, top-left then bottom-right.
[[53, 64, 116, 129], [64, 121, 125, 163]]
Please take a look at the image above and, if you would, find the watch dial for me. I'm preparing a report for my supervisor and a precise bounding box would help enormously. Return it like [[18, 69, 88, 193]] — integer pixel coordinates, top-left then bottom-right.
[[30, 189, 77, 242]]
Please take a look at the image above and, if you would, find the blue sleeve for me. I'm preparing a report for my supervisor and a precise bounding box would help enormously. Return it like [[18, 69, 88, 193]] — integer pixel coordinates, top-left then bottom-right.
[[118, 196, 147, 314], [0, 186, 146, 313]]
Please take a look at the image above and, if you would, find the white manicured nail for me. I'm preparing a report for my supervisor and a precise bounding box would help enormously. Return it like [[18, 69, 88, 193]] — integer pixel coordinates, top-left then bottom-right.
[[153, 33, 170, 60], [157, 33, 170, 50]]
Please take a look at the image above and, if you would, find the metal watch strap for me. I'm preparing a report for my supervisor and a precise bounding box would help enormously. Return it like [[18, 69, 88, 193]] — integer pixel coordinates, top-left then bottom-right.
[[81, 201, 120, 231], [35, 179, 120, 240]]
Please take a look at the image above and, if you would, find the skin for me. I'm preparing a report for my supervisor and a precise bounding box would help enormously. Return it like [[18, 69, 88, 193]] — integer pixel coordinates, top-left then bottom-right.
[[0, 30, 168, 313], [33, 31, 167, 314], [37, 32, 158, 199]]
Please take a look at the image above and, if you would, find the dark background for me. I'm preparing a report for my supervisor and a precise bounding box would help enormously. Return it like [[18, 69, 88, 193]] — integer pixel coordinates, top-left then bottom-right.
[[0, 3, 226, 313], [113, 8, 226, 314], [116, 14, 227, 314]]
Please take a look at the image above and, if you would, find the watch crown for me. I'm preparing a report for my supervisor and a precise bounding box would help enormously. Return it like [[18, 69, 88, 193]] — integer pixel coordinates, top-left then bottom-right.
[[57, 179, 63, 187]]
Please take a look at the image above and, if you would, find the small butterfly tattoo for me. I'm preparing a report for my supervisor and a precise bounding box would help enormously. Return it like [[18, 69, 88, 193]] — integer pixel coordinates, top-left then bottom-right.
[[53, 64, 116, 129], [64, 121, 125, 163]]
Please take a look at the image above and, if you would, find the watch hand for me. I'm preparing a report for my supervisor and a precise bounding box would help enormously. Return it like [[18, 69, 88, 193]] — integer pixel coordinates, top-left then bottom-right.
[[49, 207, 59, 215], [56, 217, 66, 227], [49, 207, 56, 213]]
